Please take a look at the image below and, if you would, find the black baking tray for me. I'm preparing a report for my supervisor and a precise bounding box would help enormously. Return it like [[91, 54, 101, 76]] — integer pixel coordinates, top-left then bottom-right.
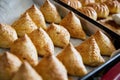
[[80, 52, 120, 80], [53, 0, 120, 49]]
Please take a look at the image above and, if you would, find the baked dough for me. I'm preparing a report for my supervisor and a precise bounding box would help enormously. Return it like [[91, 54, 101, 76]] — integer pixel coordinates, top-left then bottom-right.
[[40, 0, 61, 23], [12, 61, 43, 80], [77, 7, 97, 20], [12, 13, 37, 37], [29, 28, 54, 56], [57, 43, 87, 76], [79, 0, 95, 6], [88, 3, 109, 18], [95, 0, 106, 3], [10, 34, 38, 66], [93, 30, 116, 56], [35, 55, 68, 80], [47, 23, 70, 48], [0, 52, 22, 80], [60, 11, 86, 40], [26, 5, 47, 30], [61, 0, 82, 9], [104, 0, 120, 14], [0, 23, 18, 48], [76, 36, 105, 66]]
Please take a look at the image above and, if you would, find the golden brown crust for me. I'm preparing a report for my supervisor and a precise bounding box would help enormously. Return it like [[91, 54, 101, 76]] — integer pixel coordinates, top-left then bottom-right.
[[93, 30, 116, 56], [57, 43, 87, 76], [79, 0, 95, 6], [88, 3, 109, 18], [26, 5, 47, 30], [0, 52, 22, 80], [12, 61, 43, 80], [77, 7, 97, 20], [10, 34, 38, 66], [29, 28, 54, 56], [61, 0, 82, 9], [60, 11, 86, 40], [75, 36, 105, 66], [40, 0, 61, 23], [47, 23, 70, 48], [12, 13, 37, 37], [0, 23, 18, 48], [35, 55, 68, 80], [104, 0, 120, 14], [95, 0, 106, 3]]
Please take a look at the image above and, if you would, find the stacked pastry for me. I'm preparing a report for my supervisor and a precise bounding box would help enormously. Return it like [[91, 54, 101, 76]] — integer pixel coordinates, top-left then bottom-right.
[[0, 0, 116, 80]]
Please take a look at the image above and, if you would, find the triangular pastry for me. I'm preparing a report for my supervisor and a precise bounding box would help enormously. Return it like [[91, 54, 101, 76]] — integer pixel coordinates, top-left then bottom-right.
[[12, 61, 43, 80], [10, 34, 38, 66], [57, 43, 87, 76], [12, 13, 37, 37], [0, 52, 22, 80], [35, 55, 68, 80], [60, 11, 86, 40], [26, 5, 47, 30], [47, 23, 70, 48], [40, 0, 61, 23], [29, 28, 54, 56], [93, 30, 116, 56], [75, 36, 105, 66], [0, 23, 18, 48]]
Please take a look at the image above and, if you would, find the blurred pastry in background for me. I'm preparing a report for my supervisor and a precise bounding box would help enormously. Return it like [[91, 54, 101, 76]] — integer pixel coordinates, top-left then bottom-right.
[[0, 23, 18, 48], [79, 0, 95, 6], [60, 11, 86, 40], [40, 0, 61, 23], [95, 0, 106, 3], [77, 7, 97, 20]]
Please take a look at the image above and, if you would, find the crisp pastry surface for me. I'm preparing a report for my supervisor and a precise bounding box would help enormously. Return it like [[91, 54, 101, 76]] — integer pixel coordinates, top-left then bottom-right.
[[12, 61, 43, 80], [95, 0, 106, 3], [57, 43, 87, 76], [79, 0, 95, 6], [60, 11, 86, 40], [26, 5, 47, 30], [77, 7, 97, 20], [29, 28, 54, 56], [0, 23, 18, 48], [47, 23, 70, 48], [93, 30, 116, 56], [61, 0, 82, 9], [40, 0, 61, 23], [87, 3, 109, 18], [0, 52, 22, 80], [12, 13, 37, 37], [35, 55, 68, 80], [104, 0, 120, 14], [10, 34, 38, 66], [76, 36, 105, 66]]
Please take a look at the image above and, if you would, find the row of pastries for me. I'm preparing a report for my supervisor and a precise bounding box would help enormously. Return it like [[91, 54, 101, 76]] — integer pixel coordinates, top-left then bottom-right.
[[0, 0, 116, 80]]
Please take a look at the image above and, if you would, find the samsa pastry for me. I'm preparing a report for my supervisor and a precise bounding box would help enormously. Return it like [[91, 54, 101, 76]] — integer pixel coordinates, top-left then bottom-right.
[[77, 7, 97, 20], [47, 23, 70, 48], [40, 0, 61, 23], [35, 55, 68, 80], [93, 30, 116, 56], [12, 61, 43, 80], [0, 52, 22, 80], [10, 34, 38, 66], [88, 3, 109, 18], [61, 0, 82, 9], [76, 36, 105, 66], [57, 43, 87, 76], [79, 0, 95, 6], [104, 0, 120, 14], [29, 28, 54, 56], [26, 5, 47, 30], [12, 13, 37, 37], [0, 23, 17, 48], [60, 11, 86, 40]]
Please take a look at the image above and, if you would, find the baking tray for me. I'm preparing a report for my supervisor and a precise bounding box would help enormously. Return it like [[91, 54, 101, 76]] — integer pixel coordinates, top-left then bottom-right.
[[53, 0, 120, 49], [0, 0, 120, 80]]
